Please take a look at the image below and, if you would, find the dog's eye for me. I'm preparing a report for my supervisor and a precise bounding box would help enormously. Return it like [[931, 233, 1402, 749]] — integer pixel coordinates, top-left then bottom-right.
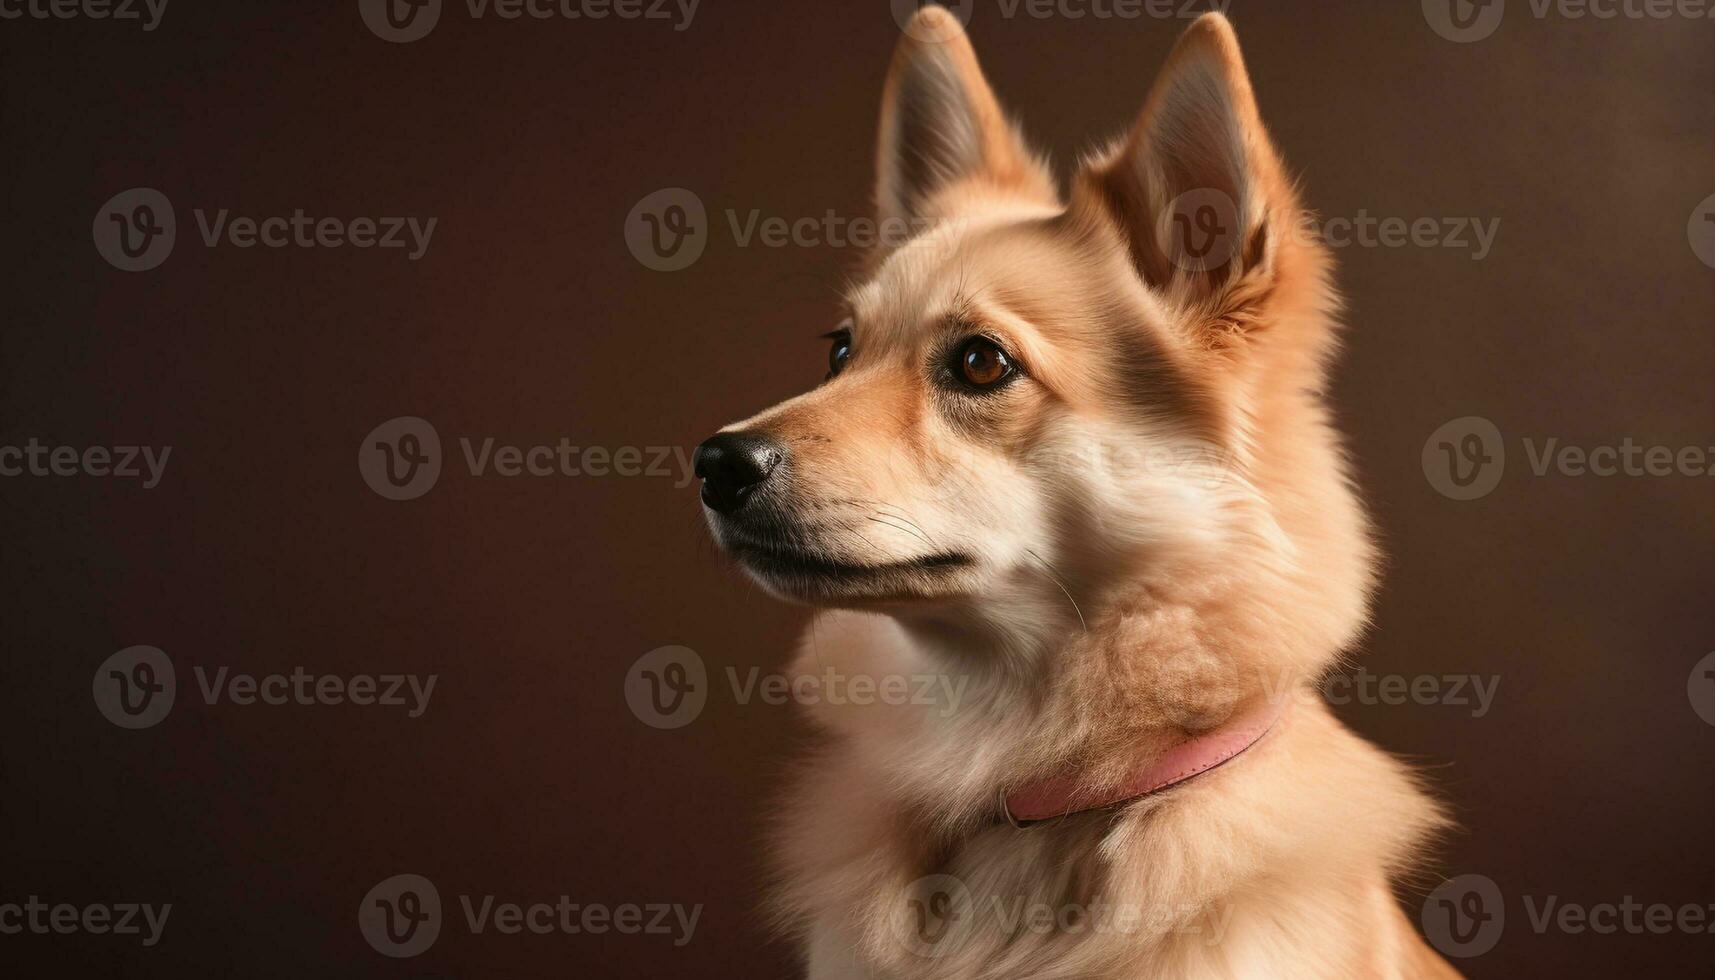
[[956, 337, 1013, 389], [826, 331, 853, 379]]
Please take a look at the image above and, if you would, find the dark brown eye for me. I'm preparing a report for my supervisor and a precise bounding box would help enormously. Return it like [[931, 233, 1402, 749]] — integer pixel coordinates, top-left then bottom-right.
[[826, 331, 852, 379], [957, 337, 1013, 388]]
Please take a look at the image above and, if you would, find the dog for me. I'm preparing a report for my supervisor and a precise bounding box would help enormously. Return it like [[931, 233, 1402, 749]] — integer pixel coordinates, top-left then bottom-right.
[[693, 8, 1458, 978]]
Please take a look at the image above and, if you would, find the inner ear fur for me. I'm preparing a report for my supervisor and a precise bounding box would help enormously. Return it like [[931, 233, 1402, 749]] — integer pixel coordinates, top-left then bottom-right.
[[1075, 14, 1305, 345], [876, 7, 1056, 233]]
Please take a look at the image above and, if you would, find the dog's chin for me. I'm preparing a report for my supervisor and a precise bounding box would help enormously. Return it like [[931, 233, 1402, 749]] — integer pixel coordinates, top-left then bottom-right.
[[723, 539, 978, 605]]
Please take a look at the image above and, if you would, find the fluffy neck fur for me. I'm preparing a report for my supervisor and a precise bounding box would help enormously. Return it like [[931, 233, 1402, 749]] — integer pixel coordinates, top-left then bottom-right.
[[776, 592, 1449, 977]]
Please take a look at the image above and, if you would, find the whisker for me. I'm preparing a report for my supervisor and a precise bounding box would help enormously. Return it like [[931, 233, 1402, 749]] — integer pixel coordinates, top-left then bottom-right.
[[868, 515, 933, 549], [1026, 548, 1087, 633], [863, 501, 940, 549]]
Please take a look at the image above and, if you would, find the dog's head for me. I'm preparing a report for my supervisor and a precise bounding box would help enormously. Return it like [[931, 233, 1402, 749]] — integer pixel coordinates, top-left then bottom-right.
[[697, 10, 1369, 657]]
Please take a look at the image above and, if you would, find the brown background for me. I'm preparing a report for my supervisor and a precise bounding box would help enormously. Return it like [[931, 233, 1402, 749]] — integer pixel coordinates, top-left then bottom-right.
[[3, 1, 1713, 976]]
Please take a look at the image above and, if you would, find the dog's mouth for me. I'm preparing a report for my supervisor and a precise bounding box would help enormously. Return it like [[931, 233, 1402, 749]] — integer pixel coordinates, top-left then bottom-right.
[[723, 536, 975, 601], [733, 541, 971, 579]]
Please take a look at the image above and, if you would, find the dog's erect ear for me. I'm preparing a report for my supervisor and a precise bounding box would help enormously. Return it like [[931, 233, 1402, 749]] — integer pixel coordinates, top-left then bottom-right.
[[1081, 14, 1297, 338], [876, 7, 1054, 230]]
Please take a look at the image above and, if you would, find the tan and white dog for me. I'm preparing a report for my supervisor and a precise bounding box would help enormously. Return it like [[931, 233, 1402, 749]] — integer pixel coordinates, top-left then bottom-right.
[[693, 8, 1458, 978]]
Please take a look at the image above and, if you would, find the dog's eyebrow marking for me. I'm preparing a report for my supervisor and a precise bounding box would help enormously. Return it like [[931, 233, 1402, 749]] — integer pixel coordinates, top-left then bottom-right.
[[822, 312, 856, 338]]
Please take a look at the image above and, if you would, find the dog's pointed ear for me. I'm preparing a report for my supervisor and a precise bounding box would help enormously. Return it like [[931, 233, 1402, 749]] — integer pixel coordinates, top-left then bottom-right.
[[876, 7, 1054, 230], [1080, 14, 1298, 338]]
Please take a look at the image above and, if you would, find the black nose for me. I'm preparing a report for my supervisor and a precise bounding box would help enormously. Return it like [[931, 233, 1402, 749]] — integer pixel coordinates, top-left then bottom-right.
[[694, 432, 783, 513]]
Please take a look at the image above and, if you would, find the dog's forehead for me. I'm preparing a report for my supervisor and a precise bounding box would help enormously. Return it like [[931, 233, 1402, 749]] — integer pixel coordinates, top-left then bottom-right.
[[847, 204, 1068, 344]]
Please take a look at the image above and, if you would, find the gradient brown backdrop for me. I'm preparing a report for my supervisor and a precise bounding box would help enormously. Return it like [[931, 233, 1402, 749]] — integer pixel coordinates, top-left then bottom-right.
[[3, 1, 1713, 976]]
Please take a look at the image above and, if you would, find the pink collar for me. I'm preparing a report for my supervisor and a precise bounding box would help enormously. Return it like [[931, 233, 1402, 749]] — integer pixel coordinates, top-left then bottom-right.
[[1000, 698, 1286, 827]]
